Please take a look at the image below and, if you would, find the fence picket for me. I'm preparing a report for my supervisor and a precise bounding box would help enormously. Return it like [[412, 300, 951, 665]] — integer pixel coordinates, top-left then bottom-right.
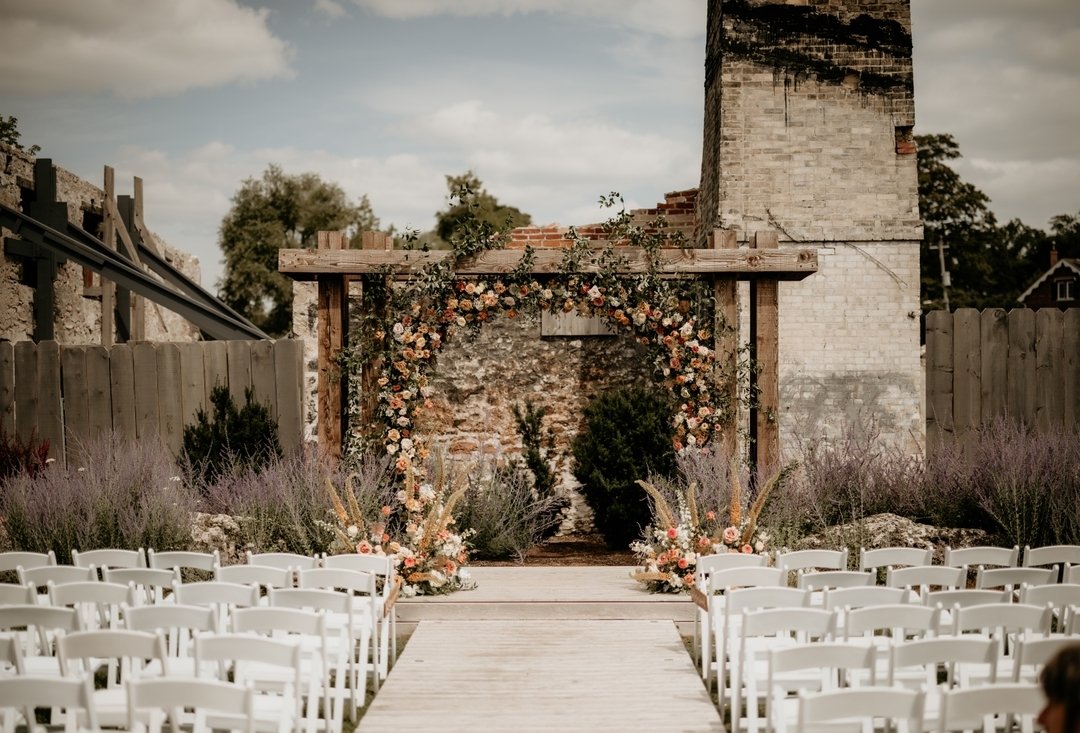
[[1065, 310, 1080, 429], [38, 341, 64, 462], [952, 308, 981, 440], [157, 343, 183, 455], [179, 341, 206, 426], [0, 341, 14, 436], [85, 346, 112, 443], [926, 310, 953, 446], [61, 346, 90, 463], [980, 308, 1009, 423], [110, 343, 137, 443], [132, 342, 160, 442], [250, 340, 277, 419], [274, 338, 304, 456], [13, 341, 39, 445], [227, 340, 252, 406], [1035, 309, 1064, 430]]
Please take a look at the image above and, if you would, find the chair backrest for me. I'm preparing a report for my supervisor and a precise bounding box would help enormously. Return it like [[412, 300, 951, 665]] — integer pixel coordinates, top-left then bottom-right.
[[72, 548, 146, 570], [321, 553, 397, 595], [975, 566, 1057, 591], [195, 633, 303, 720], [694, 551, 768, 579], [823, 586, 910, 610], [942, 545, 1019, 568], [231, 606, 327, 638], [797, 570, 874, 591], [57, 629, 169, 685], [886, 565, 966, 594], [741, 606, 835, 641], [298, 567, 376, 597], [1069, 565, 1080, 584], [124, 604, 217, 659], [775, 549, 849, 574], [937, 683, 1043, 733], [245, 551, 319, 570], [0, 604, 82, 662], [102, 567, 179, 604], [47, 580, 137, 630], [925, 589, 1011, 610], [17, 564, 96, 589], [0, 581, 35, 606], [844, 604, 940, 641], [0, 551, 56, 573], [889, 636, 1001, 688], [950, 602, 1053, 640], [859, 547, 932, 572], [173, 581, 261, 633], [0, 675, 98, 733], [707, 566, 784, 593], [1011, 636, 1078, 683], [725, 586, 810, 614], [147, 549, 220, 573], [797, 687, 923, 733], [216, 564, 294, 590], [770, 641, 877, 682], [127, 677, 255, 733], [1023, 544, 1080, 569], [1020, 583, 1080, 626]]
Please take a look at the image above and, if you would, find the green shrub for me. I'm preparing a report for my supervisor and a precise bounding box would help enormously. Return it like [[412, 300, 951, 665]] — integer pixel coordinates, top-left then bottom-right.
[[511, 400, 566, 541], [182, 385, 282, 484], [572, 385, 677, 548]]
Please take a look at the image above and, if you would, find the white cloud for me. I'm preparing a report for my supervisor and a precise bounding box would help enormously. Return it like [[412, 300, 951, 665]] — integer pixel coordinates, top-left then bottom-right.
[[959, 156, 1080, 229], [313, 0, 347, 19], [347, 0, 705, 39], [0, 0, 292, 97]]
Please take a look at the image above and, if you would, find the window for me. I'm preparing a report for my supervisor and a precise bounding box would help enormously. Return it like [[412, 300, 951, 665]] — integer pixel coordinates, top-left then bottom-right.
[[1056, 278, 1076, 302]]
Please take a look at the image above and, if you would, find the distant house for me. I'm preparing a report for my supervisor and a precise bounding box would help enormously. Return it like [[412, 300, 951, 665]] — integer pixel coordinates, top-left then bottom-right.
[[1017, 252, 1080, 309]]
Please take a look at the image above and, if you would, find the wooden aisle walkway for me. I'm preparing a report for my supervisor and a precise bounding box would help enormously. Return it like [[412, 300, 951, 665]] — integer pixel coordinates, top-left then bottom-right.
[[356, 619, 724, 733]]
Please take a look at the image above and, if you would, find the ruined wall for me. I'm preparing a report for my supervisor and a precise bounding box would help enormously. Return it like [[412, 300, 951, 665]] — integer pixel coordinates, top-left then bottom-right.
[[703, 0, 924, 454], [1, 142, 201, 344]]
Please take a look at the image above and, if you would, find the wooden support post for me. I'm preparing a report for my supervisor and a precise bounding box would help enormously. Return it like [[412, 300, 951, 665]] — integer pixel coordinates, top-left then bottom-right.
[[23, 159, 69, 342], [712, 229, 739, 459], [359, 231, 393, 438], [750, 231, 780, 474], [101, 167, 116, 346], [117, 196, 146, 341], [317, 231, 348, 459]]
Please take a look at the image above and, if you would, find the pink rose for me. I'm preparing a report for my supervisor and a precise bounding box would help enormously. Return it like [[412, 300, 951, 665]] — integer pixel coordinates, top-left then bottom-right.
[[666, 527, 678, 539], [722, 526, 739, 544], [741, 544, 753, 554]]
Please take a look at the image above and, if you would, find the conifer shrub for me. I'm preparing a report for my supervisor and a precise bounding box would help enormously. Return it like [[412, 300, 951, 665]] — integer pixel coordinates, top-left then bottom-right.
[[572, 385, 677, 548], [511, 400, 566, 541], [182, 385, 282, 484]]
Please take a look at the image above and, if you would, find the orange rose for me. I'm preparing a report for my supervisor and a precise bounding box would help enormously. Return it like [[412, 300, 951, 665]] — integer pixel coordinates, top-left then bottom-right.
[[403, 556, 416, 568]]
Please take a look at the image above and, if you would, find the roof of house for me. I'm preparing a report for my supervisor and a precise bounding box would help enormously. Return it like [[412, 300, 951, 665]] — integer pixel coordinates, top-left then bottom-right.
[[1017, 258, 1080, 303]]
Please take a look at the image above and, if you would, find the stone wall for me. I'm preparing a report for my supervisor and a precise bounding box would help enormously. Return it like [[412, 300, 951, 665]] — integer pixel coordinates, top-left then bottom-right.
[[0, 142, 200, 344]]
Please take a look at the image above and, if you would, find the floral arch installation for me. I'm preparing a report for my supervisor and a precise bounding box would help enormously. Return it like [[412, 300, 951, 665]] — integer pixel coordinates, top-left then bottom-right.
[[280, 209, 817, 595]]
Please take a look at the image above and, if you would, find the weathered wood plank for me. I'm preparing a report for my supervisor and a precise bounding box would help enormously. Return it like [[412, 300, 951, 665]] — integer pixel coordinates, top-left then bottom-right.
[[84, 346, 112, 448], [1064, 309, 1080, 430], [925, 310, 954, 448], [132, 342, 160, 442], [280, 245, 818, 279], [37, 340, 63, 463], [274, 338, 304, 457], [178, 341, 206, 426], [1035, 309, 1064, 431], [952, 308, 982, 439], [1007, 309, 1037, 424], [13, 341, 39, 445], [250, 340, 277, 419], [101, 166, 116, 347], [109, 343, 137, 443], [156, 343, 183, 456], [317, 231, 348, 459], [60, 346, 90, 465], [226, 340, 253, 407], [0, 341, 14, 436], [752, 230, 779, 472], [713, 230, 739, 457], [359, 231, 393, 437], [980, 308, 1009, 424], [202, 340, 229, 400]]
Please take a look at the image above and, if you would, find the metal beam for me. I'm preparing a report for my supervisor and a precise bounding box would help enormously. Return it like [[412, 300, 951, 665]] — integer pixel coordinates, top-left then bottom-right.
[[0, 202, 268, 341]]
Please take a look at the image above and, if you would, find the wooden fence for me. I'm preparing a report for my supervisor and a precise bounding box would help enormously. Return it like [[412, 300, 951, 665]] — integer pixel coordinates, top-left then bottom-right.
[[926, 308, 1080, 447], [0, 339, 304, 466]]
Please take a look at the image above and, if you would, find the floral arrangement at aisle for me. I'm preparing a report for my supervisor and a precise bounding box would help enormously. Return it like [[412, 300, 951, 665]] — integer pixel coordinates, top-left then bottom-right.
[[325, 459, 475, 597], [630, 463, 793, 593]]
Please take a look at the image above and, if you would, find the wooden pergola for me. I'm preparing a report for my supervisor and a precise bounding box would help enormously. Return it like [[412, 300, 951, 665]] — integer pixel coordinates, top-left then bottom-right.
[[279, 229, 817, 471]]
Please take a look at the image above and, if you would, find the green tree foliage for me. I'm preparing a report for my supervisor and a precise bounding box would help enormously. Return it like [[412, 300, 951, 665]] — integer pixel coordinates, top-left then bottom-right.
[[433, 171, 531, 247], [572, 385, 677, 549], [218, 165, 379, 336], [181, 385, 282, 485], [0, 114, 40, 155]]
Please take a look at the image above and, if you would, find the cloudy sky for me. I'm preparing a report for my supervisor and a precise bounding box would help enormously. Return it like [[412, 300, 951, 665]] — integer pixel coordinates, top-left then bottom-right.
[[1, 0, 1077, 289]]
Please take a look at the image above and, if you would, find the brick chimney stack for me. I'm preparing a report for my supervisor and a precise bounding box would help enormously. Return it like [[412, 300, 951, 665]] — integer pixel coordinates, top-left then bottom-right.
[[1050, 245, 1059, 267]]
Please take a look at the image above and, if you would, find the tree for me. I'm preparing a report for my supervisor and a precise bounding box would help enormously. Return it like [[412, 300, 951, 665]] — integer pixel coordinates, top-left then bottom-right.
[[0, 114, 40, 155], [218, 165, 379, 337], [433, 171, 531, 246], [916, 134, 1008, 311]]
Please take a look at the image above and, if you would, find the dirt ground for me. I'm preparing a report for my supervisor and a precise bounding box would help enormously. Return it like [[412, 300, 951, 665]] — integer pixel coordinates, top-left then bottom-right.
[[469, 533, 637, 567]]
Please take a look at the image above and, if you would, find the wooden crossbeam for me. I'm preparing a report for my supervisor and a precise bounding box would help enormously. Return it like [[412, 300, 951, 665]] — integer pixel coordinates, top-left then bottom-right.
[[279, 246, 817, 280]]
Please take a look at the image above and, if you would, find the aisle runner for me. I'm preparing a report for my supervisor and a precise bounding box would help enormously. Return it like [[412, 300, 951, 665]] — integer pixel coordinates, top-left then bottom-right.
[[357, 619, 724, 733]]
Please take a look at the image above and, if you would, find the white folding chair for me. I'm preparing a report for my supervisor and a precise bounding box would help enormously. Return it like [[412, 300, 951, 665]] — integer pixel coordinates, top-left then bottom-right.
[[72, 548, 146, 578], [889, 636, 1001, 722], [127, 677, 256, 733], [217, 564, 294, 594], [47, 579, 136, 630], [942, 546, 1019, 569], [705, 567, 788, 690], [1011, 636, 1078, 684], [1019, 583, 1080, 632], [975, 566, 1057, 598], [17, 565, 96, 604], [733, 606, 835, 733], [798, 570, 874, 592], [692, 552, 770, 669], [246, 552, 319, 587], [844, 604, 941, 681], [231, 606, 336, 733], [0, 605, 81, 676], [0, 551, 56, 574], [925, 589, 1010, 610], [793, 687, 924, 733], [173, 580, 261, 633], [102, 567, 179, 605], [1023, 545, 1080, 582], [57, 629, 170, 728], [124, 603, 218, 678], [886, 566, 966, 602], [196, 634, 303, 733], [937, 683, 1042, 733], [0, 582, 35, 606], [147, 549, 220, 581], [776, 549, 849, 586], [299, 566, 381, 691], [765, 643, 877, 733], [0, 675, 98, 733], [950, 602, 1052, 681], [859, 547, 933, 573], [824, 586, 911, 611]]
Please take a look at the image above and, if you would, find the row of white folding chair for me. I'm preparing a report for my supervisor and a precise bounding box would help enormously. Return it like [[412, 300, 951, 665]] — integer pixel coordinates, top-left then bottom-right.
[[0, 673, 262, 733], [782, 683, 1045, 733]]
